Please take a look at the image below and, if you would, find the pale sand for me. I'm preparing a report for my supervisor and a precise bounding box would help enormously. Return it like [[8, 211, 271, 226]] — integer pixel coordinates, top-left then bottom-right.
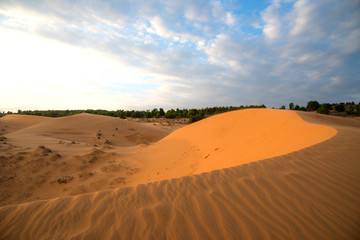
[[0, 109, 359, 239], [0, 113, 169, 204]]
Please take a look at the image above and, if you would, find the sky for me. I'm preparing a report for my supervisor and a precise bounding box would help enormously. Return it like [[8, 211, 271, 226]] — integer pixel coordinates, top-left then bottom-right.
[[0, 0, 359, 111]]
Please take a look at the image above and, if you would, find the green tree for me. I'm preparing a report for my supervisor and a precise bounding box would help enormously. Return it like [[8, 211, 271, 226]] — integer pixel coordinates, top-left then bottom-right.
[[145, 110, 152, 118], [131, 111, 143, 118], [165, 109, 176, 118], [317, 104, 330, 114], [335, 103, 345, 112], [188, 109, 204, 123], [289, 102, 294, 110], [187, 109, 199, 117], [151, 108, 159, 117], [306, 100, 320, 111]]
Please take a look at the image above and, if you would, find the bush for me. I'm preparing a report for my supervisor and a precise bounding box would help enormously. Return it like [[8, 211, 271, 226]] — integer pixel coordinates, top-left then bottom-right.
[[188, 109, 204, 123], [346, 105, 356, 115], [317, 105, 330, 114], [165, 109, 177, 119], [187, 109, 199, 117], [189, 114, 203, 123], [145, 111, 153, 118], [346, 109, 355, 115], [335, 103, 345, 112], [150, 108, 158, 117], [131, 111, 143, 118], [306, 100, 320, 111]]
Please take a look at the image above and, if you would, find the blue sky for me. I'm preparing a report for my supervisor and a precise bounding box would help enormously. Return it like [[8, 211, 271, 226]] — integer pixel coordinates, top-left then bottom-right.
[[0, 0, 359, 111]]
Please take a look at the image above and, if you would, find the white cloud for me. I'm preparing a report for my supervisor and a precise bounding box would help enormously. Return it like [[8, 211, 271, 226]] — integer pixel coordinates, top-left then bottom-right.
[[225, 12, 236, 25], [184, 2, 211, 22], [0, 0, 359, 111], [261, 1, 282, 40], [0, 28, 158, 110], [290, 0, 312, 36], [147, 16, 172, 39]]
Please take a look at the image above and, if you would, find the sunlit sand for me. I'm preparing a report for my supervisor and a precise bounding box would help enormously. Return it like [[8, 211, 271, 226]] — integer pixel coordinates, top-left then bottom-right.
[[1, 109, 359, 239]]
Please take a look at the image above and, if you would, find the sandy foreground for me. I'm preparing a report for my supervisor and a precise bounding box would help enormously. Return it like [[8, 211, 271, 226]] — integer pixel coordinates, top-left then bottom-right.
[[0, 109, 359, 239]]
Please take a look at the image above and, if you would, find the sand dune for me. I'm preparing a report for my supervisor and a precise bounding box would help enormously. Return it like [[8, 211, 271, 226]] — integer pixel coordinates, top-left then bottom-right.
[[132, 109, 336, 183], [0, 113, 169, 205], [0, 114, 50, 135], [0, 109, 359, 239], [5, 113, 169, 147]]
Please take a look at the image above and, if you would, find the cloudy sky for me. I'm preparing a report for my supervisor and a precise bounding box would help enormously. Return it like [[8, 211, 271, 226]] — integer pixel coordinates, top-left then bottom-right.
[[1, 0, 359, 111]]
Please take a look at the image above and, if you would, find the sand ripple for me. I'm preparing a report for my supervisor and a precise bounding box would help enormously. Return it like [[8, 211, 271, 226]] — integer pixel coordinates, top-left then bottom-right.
[[1, 111, 359, 239]]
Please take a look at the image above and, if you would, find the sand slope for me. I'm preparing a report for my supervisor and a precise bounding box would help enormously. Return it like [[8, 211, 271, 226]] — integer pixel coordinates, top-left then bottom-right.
[[5, 113, 169, 147], [0, 114, 50, 135], [132, 109, 336, 183], [0, 113, 170, 205], [1, 110, 359, 239]]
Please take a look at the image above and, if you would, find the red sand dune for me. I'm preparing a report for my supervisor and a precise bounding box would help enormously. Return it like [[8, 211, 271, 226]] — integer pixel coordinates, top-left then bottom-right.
[[0, 109, 359, 239], [132, 109, 336, 183]]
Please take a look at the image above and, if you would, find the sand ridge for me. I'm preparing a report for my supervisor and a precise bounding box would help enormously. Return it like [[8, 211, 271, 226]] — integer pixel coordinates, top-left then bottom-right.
[[5, 113, 170, 147], [130, 109, 336, 183], [0, 109, 337, 205], [1, 109, 359, 239], [0, 114, 51, 135], [0, 113, 170, 205]]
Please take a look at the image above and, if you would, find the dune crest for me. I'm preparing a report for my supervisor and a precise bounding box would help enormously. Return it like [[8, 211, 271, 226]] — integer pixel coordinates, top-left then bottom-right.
[[133, 109, 337, 182], [0, 114, 50, 135]]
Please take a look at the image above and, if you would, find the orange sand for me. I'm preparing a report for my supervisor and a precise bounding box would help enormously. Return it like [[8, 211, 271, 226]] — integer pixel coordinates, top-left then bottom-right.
[[133, 109, 336, 183], [1, 109, 359, 239]]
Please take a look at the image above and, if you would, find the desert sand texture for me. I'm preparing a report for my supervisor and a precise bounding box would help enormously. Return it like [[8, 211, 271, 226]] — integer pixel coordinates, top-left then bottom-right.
[[0, 113, 170, 205], [0, 109, 359, 240]]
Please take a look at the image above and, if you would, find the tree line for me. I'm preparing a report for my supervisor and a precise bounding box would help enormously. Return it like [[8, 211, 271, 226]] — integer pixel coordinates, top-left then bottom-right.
[[284, 101, 360, 115], [1, 101, 359, 122], [3, 105, 266, 123]]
